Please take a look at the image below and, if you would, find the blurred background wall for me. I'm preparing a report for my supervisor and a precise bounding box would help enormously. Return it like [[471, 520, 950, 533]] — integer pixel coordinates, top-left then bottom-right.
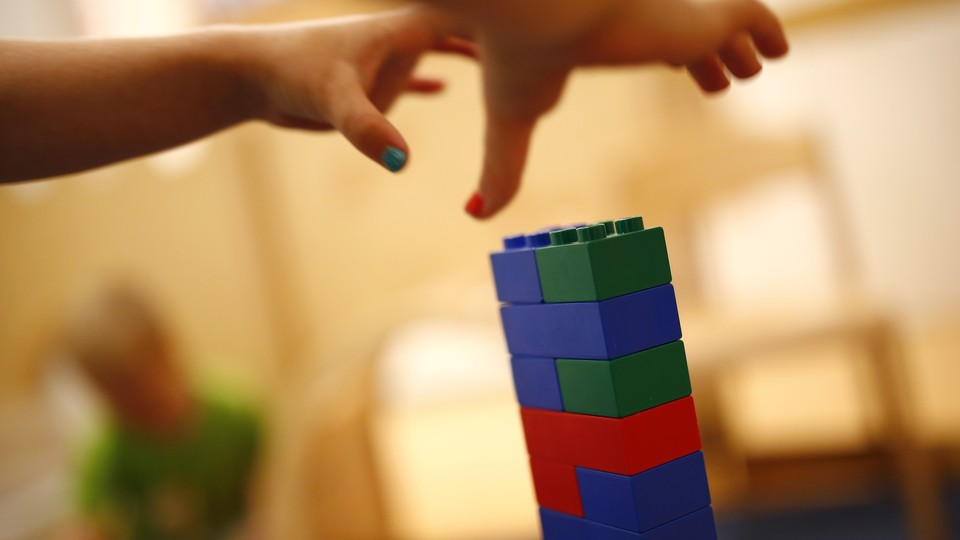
[[1, 0, 958, 539]]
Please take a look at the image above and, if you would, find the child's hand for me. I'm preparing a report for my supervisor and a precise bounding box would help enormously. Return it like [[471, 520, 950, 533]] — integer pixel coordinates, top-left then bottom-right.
[[452, 0, 789, 218], [0, 7, 473, 183], [245, 7, 473, 172]]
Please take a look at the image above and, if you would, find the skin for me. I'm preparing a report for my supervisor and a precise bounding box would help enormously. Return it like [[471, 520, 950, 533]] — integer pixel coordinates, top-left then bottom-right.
[[0, 1, 788, 220], [84, 340, 197, 438], [66, 288, 256, 540], [0, 8, 467, 182], [421, 0, 790, 218]]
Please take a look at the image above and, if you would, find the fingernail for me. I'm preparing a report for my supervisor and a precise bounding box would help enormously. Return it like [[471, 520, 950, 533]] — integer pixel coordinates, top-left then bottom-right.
[[464, 192, 484, 217], [381, 146, 407, 173]]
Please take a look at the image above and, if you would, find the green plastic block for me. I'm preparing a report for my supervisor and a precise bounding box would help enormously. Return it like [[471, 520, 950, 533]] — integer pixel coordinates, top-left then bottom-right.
[[535, 217, 672, 303], [557, 341, 691, 418]]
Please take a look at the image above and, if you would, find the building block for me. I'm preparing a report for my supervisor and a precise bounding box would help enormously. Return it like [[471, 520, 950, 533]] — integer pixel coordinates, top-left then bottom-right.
[[499, 284, 681, 360], [540, 506, 593, 540], [556, 341, 691, 418], [535, 219, 673, 303], [540, 508, 592, 540], [489, 231, 552, 304], [511, 356, 564, 411], [577, 451, 711, 532], [530, 458, 584, 517], [520, 396, 702, 476], [540, 505, 718, 540]]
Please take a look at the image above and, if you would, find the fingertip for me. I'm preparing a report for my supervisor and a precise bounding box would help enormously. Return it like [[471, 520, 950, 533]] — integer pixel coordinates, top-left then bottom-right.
[[407, 77, 446, 94], [719, 35, 763, 79], [346, 114, 410, 173], [755, 32, 790, 59], [704, 78, 731, 94], [468, 113, 536, 220], [706, 78, 732, 94], [325, 76, 412, 174], [687, 56, 731, 93], [464, 192, 486, 219], [750, 5, 790, 58], [433, 36, 480, 59], [381, 146, 408, 173]]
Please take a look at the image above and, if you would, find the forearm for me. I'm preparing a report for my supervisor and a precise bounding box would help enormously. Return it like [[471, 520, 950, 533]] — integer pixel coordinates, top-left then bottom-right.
[[0, 29, 260, 183]]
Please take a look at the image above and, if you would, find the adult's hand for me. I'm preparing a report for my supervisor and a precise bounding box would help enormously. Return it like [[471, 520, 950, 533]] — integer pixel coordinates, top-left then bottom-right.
[[430, 0, 789, 219]]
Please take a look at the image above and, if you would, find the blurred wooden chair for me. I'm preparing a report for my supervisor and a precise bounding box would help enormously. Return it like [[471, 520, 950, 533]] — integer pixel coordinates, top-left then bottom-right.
[[608, 68, 949, 539]]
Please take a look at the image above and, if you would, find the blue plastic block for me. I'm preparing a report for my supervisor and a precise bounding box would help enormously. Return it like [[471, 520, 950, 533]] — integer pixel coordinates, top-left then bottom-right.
[[577, 451, 711, 532], [490, 232, 551, 304], [499, 284, 681, 360], [511, 356, 563, 411], [540, 508, 595, 540], [540, 506, 717, 540], [540, 508, 592, 540]]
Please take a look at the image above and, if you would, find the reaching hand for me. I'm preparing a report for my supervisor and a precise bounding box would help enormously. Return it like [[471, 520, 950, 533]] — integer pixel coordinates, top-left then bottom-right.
[[0, 7, 473, 183], [455, 0, 789, 219], [247, 7, 474, 172]]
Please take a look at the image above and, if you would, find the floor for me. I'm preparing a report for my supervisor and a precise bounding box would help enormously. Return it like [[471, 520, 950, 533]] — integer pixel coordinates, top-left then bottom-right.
[[717, 489, 960, 540]]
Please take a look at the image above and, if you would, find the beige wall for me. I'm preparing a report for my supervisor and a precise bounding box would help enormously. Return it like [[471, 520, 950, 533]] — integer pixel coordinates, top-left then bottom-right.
[[0, 135, 278, 396]]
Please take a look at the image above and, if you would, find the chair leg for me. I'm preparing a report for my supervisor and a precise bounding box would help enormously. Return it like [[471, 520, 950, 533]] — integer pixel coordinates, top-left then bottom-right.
[[868, 320, 949, 540]]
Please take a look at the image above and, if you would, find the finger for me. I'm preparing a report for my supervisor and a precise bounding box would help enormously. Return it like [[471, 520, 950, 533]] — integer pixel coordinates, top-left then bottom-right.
[[326, 77, 409, 173], [718, 33, 762, 79], [687, 55, 731, 93], [433, 37, 479, 60], [398, 5, 476, 49], [466, 111, 536, 219], [469, 55, 568, 219], [747, 1, 789, 58], [751, 27, 789, 59], [406, 77, 445, 93], [368, 56, 420, 112], [750, 7, 790, 58], [268, 113, 333, 132]]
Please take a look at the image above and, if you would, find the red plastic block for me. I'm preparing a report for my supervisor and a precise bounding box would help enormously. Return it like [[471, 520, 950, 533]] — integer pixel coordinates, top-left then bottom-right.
[[520, 396, 702, 475], [530, 458, 584, 517]]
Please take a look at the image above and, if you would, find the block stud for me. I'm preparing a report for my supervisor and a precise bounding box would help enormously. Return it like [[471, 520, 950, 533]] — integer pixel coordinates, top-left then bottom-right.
[[528, 231, 553, 248], [615, 216, 645, 235], [576, 224, 608, 243], [598, 221, 616, 235], [550, 228, 580, 246], [504, 234, 529, 250]]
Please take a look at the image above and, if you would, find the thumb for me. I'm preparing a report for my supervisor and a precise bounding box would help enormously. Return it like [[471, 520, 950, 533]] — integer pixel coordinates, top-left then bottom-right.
[[327, 78, 410, 173]]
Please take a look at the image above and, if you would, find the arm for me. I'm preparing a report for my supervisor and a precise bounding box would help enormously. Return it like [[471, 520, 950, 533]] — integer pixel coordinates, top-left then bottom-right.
[[0, 8, 465, 183], [0, 32, 255, 182]]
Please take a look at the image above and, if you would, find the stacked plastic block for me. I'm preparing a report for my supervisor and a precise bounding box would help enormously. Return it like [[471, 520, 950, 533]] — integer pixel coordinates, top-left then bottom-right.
[[490, 217, 718, 540]]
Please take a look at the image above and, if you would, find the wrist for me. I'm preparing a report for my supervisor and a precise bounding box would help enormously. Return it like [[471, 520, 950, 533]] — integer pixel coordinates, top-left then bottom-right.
[[190, 26, 269, 125]]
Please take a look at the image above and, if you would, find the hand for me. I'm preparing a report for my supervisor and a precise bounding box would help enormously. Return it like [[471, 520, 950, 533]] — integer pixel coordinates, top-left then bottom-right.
[[0, 8, 473, 183], [245, 7, 474, 172], [457, 0, 789, 218]]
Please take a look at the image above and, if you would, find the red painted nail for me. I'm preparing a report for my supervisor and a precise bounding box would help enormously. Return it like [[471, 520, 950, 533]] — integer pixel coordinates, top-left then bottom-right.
[[465, 192, 484, 217]]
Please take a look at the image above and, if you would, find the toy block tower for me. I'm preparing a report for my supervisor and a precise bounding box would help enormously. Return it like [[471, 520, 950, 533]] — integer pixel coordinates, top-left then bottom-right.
[[491, 217, 718, 539]]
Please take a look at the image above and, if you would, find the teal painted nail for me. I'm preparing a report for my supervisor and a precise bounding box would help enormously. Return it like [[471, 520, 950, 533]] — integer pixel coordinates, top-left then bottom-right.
[[381, 146, 407, 173]]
